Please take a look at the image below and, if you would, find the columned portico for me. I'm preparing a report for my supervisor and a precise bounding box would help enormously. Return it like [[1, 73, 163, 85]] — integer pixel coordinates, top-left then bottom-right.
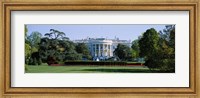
[[92, 43, 111, 58]]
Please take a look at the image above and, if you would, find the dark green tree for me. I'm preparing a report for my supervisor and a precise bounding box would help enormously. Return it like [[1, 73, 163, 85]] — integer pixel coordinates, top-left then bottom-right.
[[157, 25, 175, 72], [63, 41, 82, 61], [33, 58, 38, 65], [65, 50, 82, 61], [114, 44, 132, 61], [168, 25, 175, 49], [75, 43, 91, 60], [131, 39, 140, 59], [138, 27, 175, 72], [139, 28, 159, 58], [44, 29, 66, 40], [38, 29, 82, 65]]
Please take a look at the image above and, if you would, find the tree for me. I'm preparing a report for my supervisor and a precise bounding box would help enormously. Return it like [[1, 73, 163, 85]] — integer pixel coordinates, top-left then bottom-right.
[[65, 50, 82, 61], [75, 43, 91, 60], [33, 58, 38, 65], [25, 25, 31, 65], [29, 52, 42, 65], [26, 31, 42, 65], [139, 28, 159, 58], [114, 44, 132, 61], [44, 29, 67, 40], [27, 31, 42, 53], [25, 43, 31, 64], [131, 39, 139, 51], [39, 29, 67, 64], [131, 39, 140, 58], [25, 25, 30, 49], [156, 25, 175, 72], [158, 25, 175, 60], [38, 29, 82, 65], [168, 25, 175, 49], [138, 27, 175, 72], [38, 37, 60, 64], [25, 25, 28, 37]]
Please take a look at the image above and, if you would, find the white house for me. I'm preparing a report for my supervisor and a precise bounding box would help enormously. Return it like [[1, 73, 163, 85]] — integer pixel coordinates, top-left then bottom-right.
[[73, 37, 131, 61]]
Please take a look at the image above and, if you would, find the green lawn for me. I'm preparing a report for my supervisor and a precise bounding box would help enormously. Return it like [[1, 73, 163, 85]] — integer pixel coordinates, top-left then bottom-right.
[[26, 64, 152, 73]]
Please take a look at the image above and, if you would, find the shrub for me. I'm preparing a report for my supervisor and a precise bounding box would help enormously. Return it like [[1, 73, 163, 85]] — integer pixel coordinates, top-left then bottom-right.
[[38, 58, 42, 65], [25, 57, 29, 65], [47, 56, 57, 65], [145, 58, 175, 72], [33, 58, 38, 65], [28, 58, 34, 65], [145, 58, 158, 71], [28, 57, 38, 65], [159, 59, 175, 72], [65, 53, 82, 61]]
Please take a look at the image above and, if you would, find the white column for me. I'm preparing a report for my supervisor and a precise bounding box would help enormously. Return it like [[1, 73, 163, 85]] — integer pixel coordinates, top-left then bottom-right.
[[102, 44, 103, 56], [98, 44, 100, 57], [106, 44, 108, 56], [104, 44, 106, 56], [94, 44, 96, 56]]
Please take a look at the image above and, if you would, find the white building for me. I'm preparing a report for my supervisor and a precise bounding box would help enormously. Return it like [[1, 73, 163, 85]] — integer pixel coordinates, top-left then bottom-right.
[[73, 38, 131, 61]]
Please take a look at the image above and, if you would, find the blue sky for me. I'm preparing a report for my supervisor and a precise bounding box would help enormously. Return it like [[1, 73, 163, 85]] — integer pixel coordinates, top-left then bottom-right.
[[26, 24, 167, 41]]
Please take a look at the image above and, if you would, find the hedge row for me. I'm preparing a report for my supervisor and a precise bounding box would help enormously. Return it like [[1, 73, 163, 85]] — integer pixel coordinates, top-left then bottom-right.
[[64, 61, 127, 66], [127, 62, 144, 65]]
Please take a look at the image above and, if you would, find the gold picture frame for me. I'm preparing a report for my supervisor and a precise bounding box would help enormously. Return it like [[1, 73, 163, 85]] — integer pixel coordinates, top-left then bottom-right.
[[0, 0, 199, 98]]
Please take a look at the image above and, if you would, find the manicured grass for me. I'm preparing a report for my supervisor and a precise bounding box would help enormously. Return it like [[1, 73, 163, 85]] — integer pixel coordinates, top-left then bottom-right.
[[25, 63, 153, 73]]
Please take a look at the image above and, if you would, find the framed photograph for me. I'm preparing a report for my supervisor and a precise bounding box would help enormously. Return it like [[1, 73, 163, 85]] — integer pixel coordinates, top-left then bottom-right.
[[1, 0, 199, 97]]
